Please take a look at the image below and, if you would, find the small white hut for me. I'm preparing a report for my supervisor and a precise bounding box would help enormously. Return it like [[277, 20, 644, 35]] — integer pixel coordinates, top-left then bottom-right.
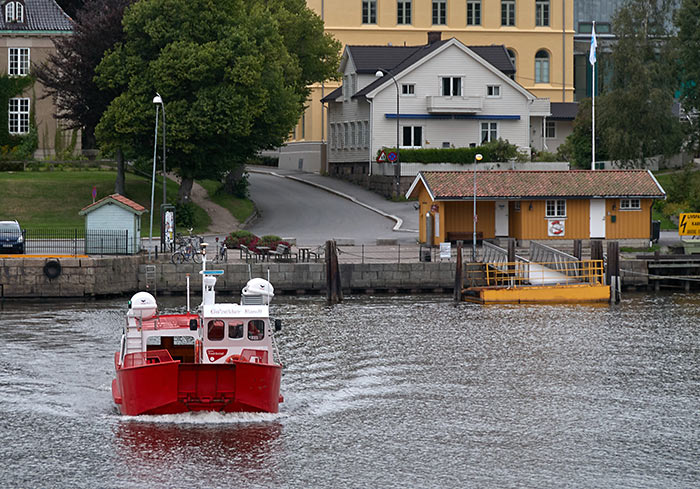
[[79, 194, 146, 254]]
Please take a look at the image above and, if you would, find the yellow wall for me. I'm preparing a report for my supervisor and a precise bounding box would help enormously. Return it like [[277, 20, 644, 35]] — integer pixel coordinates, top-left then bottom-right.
[[445, 200, 495, 239], [294, 0, 575, 144], [605, 199, 653, 239]]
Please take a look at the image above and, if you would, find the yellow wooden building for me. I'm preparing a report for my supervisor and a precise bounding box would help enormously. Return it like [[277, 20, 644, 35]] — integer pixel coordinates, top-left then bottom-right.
[[406, 169, 666, 246]]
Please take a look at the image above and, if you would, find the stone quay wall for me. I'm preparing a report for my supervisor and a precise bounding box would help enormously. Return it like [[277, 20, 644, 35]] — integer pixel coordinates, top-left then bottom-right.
[[0, 255, 653, 298]]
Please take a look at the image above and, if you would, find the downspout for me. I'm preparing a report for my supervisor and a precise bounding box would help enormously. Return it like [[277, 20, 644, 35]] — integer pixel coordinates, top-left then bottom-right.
[[368, 96, 373, 176]]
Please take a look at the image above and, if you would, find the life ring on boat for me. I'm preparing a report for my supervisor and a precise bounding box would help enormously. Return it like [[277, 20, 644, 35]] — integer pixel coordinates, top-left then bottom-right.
[[225, 354, 240, 363], [194, 339, 202, 364], [43, 259, 62, 279]]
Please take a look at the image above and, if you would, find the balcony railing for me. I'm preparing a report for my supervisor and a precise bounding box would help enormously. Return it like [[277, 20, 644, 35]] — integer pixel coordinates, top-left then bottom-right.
[[426, 95, 483, 113]]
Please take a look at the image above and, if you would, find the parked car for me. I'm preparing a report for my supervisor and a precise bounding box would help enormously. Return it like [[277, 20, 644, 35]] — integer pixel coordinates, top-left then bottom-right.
[[0, 220, 25, 254]]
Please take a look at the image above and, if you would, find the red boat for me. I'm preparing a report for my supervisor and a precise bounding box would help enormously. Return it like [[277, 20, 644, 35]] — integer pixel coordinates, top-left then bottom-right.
[[112, 248, 283, 415]]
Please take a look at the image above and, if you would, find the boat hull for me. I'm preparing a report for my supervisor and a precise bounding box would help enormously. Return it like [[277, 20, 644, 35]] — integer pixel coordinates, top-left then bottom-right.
[[113, 351, 282, 416]]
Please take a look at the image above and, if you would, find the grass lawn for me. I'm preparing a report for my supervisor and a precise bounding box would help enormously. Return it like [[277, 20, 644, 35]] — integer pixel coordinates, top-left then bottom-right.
[[199, 179, 255, 223], [0, 169, 210, 234]]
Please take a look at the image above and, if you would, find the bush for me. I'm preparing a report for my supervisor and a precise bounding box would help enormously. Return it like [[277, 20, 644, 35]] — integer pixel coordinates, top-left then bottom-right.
[[224, 230, 259, 250], [377, 138, 526, 164], [175, 201, 197, 229]]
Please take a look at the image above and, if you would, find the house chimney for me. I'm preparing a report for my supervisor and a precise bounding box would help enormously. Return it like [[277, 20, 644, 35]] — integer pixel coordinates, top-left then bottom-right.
[[427, 31, 442, 44]]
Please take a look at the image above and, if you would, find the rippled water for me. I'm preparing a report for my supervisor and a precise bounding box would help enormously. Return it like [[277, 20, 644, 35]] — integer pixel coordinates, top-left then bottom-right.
[[0, 293, 699, 488]]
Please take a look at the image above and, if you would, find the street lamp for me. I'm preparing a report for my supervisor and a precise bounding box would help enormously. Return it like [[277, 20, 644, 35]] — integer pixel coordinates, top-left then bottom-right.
[[473, 153, 483, 262], [153, 93, 166, 208], [148, 96, 161, 259], [375, 68, 400, 198]]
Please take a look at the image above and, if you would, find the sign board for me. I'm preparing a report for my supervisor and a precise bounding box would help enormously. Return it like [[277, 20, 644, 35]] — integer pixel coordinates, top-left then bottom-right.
[[387, 151, 397, 162], [679, 213, 700, 236], [440, 242, 451, 259], [377, 150, 387, 163]]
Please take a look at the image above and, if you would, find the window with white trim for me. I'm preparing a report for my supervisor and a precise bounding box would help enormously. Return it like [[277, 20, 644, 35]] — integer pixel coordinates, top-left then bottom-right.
[[441, 76, 462, 96], [546, 199, 566, 217], [364, 121, 370, 148], [397, 0, 412, 24], [545, 120, 555, 138], [402, 83, 415, 95], [467, 0, 481, 26], [501, 0, 515, 26], [487, 85, 501, 97], [432, 0, 446, 25], [5, 1, 23, 23], [507, 48, 516, 79], [535, 50, 550, 83], [329, 124, 335, 149], [9, 97, 29, 134], [350, 122, 355, 148], [362, 0, 377, 24], [480, 122, 497, 143], [8, 48, 29, 76], [344, 123, 349, 149], [620, 198, 641, 210], [535, 0, 549, 27], [402, 126, 422, 148]]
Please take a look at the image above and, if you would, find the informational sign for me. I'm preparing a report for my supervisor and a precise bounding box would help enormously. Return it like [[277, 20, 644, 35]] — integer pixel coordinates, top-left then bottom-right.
[[440, 241, 451, 259], [165, 210, 175, 246], [679, 213, 700, 236], [377, 150, 387, 163], [387, 151, 397, 162], [548, 219, 565, 237]]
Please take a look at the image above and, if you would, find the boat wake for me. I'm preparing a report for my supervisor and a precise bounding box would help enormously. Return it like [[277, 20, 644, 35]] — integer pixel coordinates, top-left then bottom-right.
[[117, 410, 286, 425]]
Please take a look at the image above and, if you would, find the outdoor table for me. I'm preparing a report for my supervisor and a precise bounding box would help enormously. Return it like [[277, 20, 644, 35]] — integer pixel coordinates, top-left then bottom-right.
[[257, 246, 270, 261]]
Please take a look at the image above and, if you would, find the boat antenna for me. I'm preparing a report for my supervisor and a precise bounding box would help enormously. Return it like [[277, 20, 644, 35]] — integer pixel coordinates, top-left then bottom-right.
[[267, 267, 271, 305], [186, 273, 191, 312], [200, 242, 208, 299], [248, 263, 252, 280]]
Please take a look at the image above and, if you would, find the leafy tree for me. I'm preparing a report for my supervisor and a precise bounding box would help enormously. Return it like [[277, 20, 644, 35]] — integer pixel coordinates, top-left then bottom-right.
[[95, 0, 340, 203], [55, 0, 85, 18], [676, 0, 700, 151], [597, 0, 684, 167], [35, 0, 133, 193]]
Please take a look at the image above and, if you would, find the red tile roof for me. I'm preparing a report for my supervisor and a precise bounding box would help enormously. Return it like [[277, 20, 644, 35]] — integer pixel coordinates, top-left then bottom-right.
[[80, 193, 147, 214], [411, 170, 665, 200]]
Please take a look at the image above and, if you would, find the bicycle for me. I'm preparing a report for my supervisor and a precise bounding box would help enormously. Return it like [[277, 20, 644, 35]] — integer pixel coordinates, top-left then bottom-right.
[[171, 241, 202, 264]]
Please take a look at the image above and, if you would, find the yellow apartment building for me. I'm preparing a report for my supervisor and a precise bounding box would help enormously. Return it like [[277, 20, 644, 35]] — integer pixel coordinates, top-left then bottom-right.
[[279, 0, 574, 172]]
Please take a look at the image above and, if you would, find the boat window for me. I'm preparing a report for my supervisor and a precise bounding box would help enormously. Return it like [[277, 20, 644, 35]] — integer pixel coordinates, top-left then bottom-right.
[[207, 320, 225, 341], [173, 336, 195, 345], [248, 320, 265, 341], [229, 321, 244, 339], [146, 337, 161, 345]]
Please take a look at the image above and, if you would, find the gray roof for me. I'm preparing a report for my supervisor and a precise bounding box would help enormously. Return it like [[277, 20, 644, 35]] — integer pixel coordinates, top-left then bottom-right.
[[0, 0, 72, 32], [550, 102, 578, 120]]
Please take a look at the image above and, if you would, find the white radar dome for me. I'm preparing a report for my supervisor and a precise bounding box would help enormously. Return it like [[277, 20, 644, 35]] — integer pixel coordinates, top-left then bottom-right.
[[129, 291, 157, 319], [242, 278, 275, 298]]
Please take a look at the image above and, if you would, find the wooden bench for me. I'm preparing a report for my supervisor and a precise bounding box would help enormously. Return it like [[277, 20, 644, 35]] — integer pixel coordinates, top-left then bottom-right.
[[239, 244, 259, 263], [269, 243, 297, 262], [446, 231, 483, 244]]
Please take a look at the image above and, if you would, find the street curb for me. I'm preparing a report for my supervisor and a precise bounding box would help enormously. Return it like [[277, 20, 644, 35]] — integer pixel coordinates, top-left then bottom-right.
[[247, 168, 417, 233]]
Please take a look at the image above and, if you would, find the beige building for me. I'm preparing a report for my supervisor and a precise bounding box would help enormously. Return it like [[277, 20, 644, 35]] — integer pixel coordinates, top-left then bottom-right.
[[278, 0, 574, 171], [0, 0, 74, 159]]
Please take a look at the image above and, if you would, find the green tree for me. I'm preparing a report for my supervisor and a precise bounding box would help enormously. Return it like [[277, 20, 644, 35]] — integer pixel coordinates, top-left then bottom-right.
[[95, 0, 339, 203], [556, 98, 609, 168], [597, 0, 684, 167], [676, 0, 700, 151]]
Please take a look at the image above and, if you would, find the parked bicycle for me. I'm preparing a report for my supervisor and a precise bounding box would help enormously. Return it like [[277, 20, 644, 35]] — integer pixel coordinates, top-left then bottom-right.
[[171, 240, 202, 264]]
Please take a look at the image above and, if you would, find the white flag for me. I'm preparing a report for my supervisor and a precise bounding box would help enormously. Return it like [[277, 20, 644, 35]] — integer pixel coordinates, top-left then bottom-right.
[[589, 23, 597, 65]]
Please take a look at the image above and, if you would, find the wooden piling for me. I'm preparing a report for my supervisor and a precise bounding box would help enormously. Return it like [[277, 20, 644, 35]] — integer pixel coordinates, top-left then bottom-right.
[[573, 239, 582, 261], [325, 240, 343, 304], [607, 241, 620, 303], [454, 240, 463, 302]]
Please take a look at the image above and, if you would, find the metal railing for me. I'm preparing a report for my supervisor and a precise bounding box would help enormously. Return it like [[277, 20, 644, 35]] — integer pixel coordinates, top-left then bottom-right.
[[483, 259, 604, 287], [20, 229, 139, 255]]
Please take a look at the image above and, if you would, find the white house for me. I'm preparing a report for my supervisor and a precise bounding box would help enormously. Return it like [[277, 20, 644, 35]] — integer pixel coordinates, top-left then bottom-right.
[[79, 194, 146, 255], [322, 34, 560, 188]]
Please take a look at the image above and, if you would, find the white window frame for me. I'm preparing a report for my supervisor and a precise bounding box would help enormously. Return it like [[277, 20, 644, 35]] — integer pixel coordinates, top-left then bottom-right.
[[480, 122, 498, 143], [441, 76, 462, 96], [8, 97, 29, 134], [467, 0, 481, 26], [501, 0, 515, 26], [401, 125, 423, 148], [350, 122, 355, 148], [545, 120, 556, 138], [362, 0, 377, 24], [5, 2, 23, 23], [535, 50, 550, 83], [432, 0, 447, 25], [401, 83, 415, 96], [397, 0, 412, 24], [546, 199, 566, 218], [8, 47, 29, 77], [344, 123, 349, 149], [487, 85, 501, 98], [620, 198, 641, 210], [535, 0, 549, 27]]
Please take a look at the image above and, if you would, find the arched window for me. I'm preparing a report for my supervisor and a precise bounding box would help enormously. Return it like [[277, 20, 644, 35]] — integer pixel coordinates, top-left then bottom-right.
[[5, 1, 24, 23], [535, 50, 550, 83], [507, 49, 517, 80]]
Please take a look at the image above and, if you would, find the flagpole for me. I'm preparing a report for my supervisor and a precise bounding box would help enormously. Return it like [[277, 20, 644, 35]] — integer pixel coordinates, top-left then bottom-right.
[[591, 21, 596, 171]]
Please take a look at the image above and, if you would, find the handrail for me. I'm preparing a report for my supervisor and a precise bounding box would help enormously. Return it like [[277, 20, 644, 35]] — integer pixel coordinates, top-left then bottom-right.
[[483, 259, 604, 287]]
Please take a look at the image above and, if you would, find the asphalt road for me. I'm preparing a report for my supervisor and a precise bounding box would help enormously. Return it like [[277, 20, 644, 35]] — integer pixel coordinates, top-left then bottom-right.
[[246, 171, 418, 246]]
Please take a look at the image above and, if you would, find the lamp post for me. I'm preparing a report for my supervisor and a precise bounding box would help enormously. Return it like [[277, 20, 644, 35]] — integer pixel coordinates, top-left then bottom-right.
[[148, 97, 160, 259], [473, 153, 483, 262], [375, 68, 400, 198], [153, 93, 166, 208]]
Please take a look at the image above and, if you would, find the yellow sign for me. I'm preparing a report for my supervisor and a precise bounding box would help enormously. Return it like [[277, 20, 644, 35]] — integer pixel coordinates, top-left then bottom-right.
[[679, 213, 700, 236]]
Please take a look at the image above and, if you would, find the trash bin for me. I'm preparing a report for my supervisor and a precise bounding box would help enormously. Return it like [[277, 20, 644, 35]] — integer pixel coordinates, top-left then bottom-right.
[[651, 220, 661, 242], [420, 246, 431, 262]]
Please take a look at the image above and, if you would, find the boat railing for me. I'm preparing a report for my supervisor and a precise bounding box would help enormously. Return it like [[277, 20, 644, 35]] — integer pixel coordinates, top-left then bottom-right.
[[483, 259, 604, 287], [122, 349, 174, 368], [529, 241, 581, 276]]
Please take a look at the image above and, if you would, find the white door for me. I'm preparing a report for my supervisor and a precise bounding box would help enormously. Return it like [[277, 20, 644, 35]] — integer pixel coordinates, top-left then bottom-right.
[[495, 201, 509, 236], [590, 199, 606, 238]]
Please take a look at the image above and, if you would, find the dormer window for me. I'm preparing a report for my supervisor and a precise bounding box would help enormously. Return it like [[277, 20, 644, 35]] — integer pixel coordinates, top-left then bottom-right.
[[5, 2, 24, 23]]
